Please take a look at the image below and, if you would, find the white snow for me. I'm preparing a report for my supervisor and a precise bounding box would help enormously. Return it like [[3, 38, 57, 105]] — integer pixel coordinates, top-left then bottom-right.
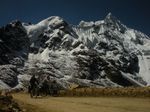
[[138, 55, 150, 85], [79, 21, 94, 27], [28, 48, 50, 62], [40, 48, 51, 61], [121, 72, 145, 87], [23, 16, 64, 41], [95, 20, 104, 26], [0, 80, 10, 90], [125, 29, 136, 40]]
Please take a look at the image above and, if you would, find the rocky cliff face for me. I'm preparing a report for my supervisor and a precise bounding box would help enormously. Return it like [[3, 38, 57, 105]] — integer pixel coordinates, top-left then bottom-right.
[[0, 13, 150, 89]]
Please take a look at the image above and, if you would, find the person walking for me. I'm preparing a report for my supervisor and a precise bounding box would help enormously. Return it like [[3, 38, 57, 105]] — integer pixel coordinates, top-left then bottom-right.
[[29, 75, 39, 98]]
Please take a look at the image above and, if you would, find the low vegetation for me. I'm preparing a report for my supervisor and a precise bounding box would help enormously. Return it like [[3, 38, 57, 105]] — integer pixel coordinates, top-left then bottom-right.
[[59, 87, 150, 97], [1, 87, 150, 112], [0, 90, 22, 112]]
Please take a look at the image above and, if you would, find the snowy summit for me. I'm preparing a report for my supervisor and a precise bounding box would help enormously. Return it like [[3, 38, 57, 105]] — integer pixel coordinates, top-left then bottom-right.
[[0, 13, 150, 89]]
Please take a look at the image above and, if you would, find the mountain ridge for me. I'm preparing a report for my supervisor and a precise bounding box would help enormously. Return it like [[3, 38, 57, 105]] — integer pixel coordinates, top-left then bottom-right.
[[0, 13, 150, 89]]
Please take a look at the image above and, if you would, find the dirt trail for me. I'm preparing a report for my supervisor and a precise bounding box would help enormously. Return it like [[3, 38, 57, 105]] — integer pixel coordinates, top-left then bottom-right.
[[13, 93, 150, 112]]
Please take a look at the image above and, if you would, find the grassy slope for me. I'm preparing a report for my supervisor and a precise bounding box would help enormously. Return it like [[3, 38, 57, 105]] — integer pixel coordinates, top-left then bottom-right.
[[59, 87, 150, 97], [13, 93, 150, 112]]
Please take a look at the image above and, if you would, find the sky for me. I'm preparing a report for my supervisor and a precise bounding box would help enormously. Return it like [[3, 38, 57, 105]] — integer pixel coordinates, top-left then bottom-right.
[[0, 0, 150, 36]]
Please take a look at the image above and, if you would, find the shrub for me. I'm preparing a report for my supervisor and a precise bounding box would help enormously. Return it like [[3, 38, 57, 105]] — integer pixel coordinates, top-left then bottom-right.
[[58, 87, 150, 97]]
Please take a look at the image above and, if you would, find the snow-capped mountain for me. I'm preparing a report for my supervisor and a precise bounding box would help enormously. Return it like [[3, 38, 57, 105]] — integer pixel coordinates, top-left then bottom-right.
[[0, 13, 150, 89]]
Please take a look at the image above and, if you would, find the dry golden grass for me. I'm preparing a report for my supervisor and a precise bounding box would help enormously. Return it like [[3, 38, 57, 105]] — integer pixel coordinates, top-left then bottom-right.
[[59, 87, 150, 97], [13, 92, 150, 112]]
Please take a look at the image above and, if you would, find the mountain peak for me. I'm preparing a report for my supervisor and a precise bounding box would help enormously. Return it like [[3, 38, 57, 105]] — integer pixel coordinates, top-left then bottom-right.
[[0, 14, 150, 89], [104, 13, 127, 32], [106, 12, 113, 18], [105, 12, 118, 22]]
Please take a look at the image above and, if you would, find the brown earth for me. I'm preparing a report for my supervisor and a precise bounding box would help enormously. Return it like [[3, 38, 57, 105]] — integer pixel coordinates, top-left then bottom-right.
[[13, 93, 150, 112]]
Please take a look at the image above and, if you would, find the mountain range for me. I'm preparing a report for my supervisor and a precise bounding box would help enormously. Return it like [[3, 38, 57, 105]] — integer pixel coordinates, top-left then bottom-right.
[[0, 13, 150, 89]]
